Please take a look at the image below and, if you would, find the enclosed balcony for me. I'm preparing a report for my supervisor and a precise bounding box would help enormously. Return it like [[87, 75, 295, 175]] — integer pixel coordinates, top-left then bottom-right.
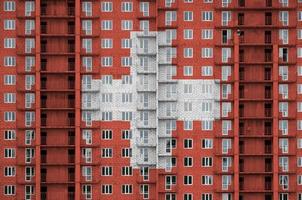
[[40, 112, 75, 127], [40, 1, 75, 17]]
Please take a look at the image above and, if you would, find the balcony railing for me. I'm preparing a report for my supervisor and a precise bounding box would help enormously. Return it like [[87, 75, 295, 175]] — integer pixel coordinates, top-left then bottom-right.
[[68, 173, 75, 182], [41, 155, 47, 163], [41, 192, 47, 200], [68, 192, 75, 200], [68, 155, 75, 163]]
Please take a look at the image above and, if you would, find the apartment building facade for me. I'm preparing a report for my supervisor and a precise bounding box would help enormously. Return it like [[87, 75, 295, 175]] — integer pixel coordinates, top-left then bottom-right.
[[1, 0, 302, 200]]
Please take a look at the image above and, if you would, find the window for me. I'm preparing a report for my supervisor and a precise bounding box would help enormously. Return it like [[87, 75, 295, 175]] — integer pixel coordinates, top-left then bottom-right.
[[121, 166, 133, 176], [121, 57, 132, 67], [101, 2, 113, 12], [184, 157, 193, 167], [184, 120, 193, 130], [202, 193, 213, 200], [184, 101, 193, 111], [4, 1, 15, 11], [165, 11, 177, 25], [184, 175, 193, 185], [4, 38, 15, 48], [4, 185, 15, 195], [4, 56, 16, 66], [202, 157, 213, 167], [4, 166, 15, 177], [202, 66, 213, 76], [121, 2, 133, 12], [82, 75, 92, 90], [140, 2, 149, 16], [81, 130, 92, 145], [82, 2, 92, 16], [299, 11, 302, 21], [122, 130, 132, 139], [201, 175, 213, 185], [4, 130, 16, 140], [4, 112, 15, 122], [25, 166, 34, 181], [279, 11, 288, 26], [122, 93, 132, 103], [101, 184, 113, 194], [298, 48, 302, 58], [4, 148, 15, 158], [101, 111, 113, 121], [184, 84, 193, 93], [202, 29, 213, 39], [101, 166, 113, 176], [222, 48, 231, 62], [101, 75, 113, 85], [101, 130, 112, 140], [201, 102, 213, 113], [202, 11, 213, 21], [122, 75, 132, 84], [122, 184, 133, 194], [222, 11, 231, 26], [202, 120, 213, 130], [184, 29, 193, 39], [82, 38, 92, 53], [184, 11, 193, 21], [298, 29, 302, 40], [298, 84, 302, 94], [202, 139, 213, 149], [82, 185, 92, 199], [222, 139, 232, 153], [101, 20, 113, 30], [4, 75, 16, 85], [121, 39, 132, 48], [184, 194, 193, 200], [4, 19, 15, 30], [82, 20, 92, 35], [184, 48, 193, 58], [121, 148, 132, 158], [101, 57, 113, 67], [184, 66, 193, 76], [4, 93, 16, 104], [25, 1, 35, 16], [298, 102, 302, 112], [82, 57, 92, 71], [82, 166, 92, 181], [25, 20, 35, 34], [184, 139, 193, 149], [121, 20, 133, 30], [202, 48, 213, 58], [101, 39, 113, 48], [101, 148, 113, 158]]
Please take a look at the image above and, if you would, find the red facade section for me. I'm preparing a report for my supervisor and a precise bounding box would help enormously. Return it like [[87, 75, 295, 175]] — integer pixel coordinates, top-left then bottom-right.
[[0, 0, 301, 200]]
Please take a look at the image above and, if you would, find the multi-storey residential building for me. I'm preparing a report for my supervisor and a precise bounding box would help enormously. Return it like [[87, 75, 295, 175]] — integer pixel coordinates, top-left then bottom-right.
[[0, 0, 302, 200]]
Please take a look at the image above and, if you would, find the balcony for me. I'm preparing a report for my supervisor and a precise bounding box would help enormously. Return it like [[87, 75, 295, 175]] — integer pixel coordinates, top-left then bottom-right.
[[68, 155, 75, 164], [67, 4, 75, 16], [68, 169, 75, 182], [41, 192, 47, 200], [264, 104, 272, 117], [264, 122, 272, 135], [68, 192, 75, 200], [68, 22, 75, 34], [265, 159, 272, 172], [68, 133, 75, 145], [265, 13, 272, 25], [265, 177, 272, 190], [264, 142, 272, 154]]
